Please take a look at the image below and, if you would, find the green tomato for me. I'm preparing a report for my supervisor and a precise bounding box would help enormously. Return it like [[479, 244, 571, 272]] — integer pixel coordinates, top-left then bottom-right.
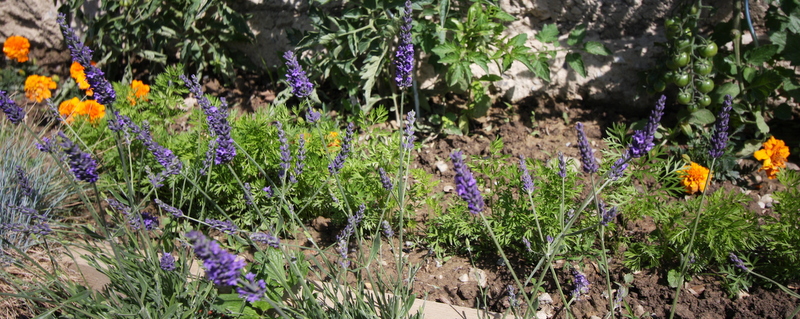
[[687, 104, 699, 112], [667, 25, 682, 40], [677, 90, 693, 105], [673, 72, 690, 87], [676, 39, 692, 53], [700, 43, 718, 57], [698, 94, 712, 107], [690, 5, 699, 15], [665, 18, 677, 28], [693, 59, 712, 75], [654, 80, 667, 92], [696, 78, 714, 93], [672, 52, 690, 68]]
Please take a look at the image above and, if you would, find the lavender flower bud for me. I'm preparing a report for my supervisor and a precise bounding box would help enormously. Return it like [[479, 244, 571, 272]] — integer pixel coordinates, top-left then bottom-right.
[[58, 132, 99, 183], [628, 95, 666, 158], [251, 232, 280, 248], [293, 133, 307, 183], [205, 219, 238, 235], [243, 183, 254, 206], [709, 95, 733, 159], [394, 0, 414, 88], [403, 111, 416, 149], [451, 151, 484, 214], [336, 204, 365, 267], [507, 285, 520, 308], [277, 121, 291, 179], [0, 90, 24, 124], [522, 237, 533, 253], [572, 270, 590, 299], [519, 155, 534, 194], [236, 272, 267, 302], [36, 137, 56, 153], [141, 212, 159, 231], [381, 220, 394, 238], [328, 122, 355, 175], [576, 122, 598, 174], [262, 186, 273, 198], [186, 231, 246, 286], [729, 253, 748, 271], [160, 252, 176, 271], [14, 166, 35, 198], [155, 198, 183, 218], [306, 107, 321, 123], [557, 151, 567, 178], [378, 167, 393, 191], [599, 201, 619, 226], [284, 51, 314, 98], [608, 152, 630, 181]]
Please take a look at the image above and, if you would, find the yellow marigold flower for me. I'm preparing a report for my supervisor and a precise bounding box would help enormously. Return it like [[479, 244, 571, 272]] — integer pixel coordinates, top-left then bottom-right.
[[127, 80, 150, 105], [679, 162, 711, 194], [3, 35, 30, 63], [754, 136, 790, 179], [24, 75, 57, 103], [78, 100, 106, 123], [69, 61, 94, 96], [59, 97, 83, 124]]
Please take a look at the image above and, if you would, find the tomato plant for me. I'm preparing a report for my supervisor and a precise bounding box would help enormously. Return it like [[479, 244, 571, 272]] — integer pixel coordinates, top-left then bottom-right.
[[695, 78, 714, 93], [673, 72, 690, 87], [677, 90, 693, 105], [700, 43, 717, 58], [693, 59, 712, 75]]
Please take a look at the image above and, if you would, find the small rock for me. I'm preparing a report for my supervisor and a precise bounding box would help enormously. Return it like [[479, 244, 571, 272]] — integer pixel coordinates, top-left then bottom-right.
[[458, 273, 469, 282], [443, 185, 454, 193], [737, 290, 751, 299], [758, 194, 776, 209], [535, 311, 548, 319], [182, 96, 197, 110], [634, 305, 645, 317], [469, 268, 488, 288], [435, 161, 449, 173], [538, 292, 553, 304], [364, 282, 372, 290], [589, 316, 602, 319]]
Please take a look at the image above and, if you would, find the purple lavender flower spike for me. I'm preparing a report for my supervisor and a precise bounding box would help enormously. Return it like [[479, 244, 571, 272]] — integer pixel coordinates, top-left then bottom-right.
[[451, 151, 485, 214], [709, 95, 733, 159], [336, 204, 365, 267], [141, 212, 159, 230], [186, 231, 246, 286], [251, 232, 280, 248], [237, 272, 267, 302], [378, 167, 393, 191], [507, 285, 519, 307], [519, 155, 534, 194], [608, 151, 630, 181], [205, 219, 238, 235], [575, 122, 598, 174], [0, 90, 24, 124], [729, 253, 748, 271], [394, 0, 414, 88], [284, 51, 314, 98], [243, 183, 254, 205], [262, 186, 273, 198], [181, 75, 236, 165], [57, 13, 116, 106], [36, 137, 56, 153], [628, 95, 666, 158], [522, 237, 532, 252], [572, 269, 590, 299], [14, 166, 35, 198], [329, 122, 355, 175], [598, 201, 619, 226], [58, 132, 99, 183], [306, 107, 321, 123], [160, 252, 176, 271], [155, 198, 183, 218]]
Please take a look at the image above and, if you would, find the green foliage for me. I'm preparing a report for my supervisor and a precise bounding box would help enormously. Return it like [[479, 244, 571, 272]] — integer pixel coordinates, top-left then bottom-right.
[[61, 0, 253, 82], [760, 169, 800, 280]]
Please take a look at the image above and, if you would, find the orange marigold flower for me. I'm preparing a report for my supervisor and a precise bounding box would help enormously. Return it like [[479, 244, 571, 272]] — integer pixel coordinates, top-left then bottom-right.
[[754, 136, 790, 179], [78, 100, 106, 123], [3, 35, 30, 63], [127, 80, 150, 105], [69, 61, 94, 96], [58, 97, 83, 124], [679, 162, 711, 194], [326, 131, 341, 148], [24, 75, 57, 103]]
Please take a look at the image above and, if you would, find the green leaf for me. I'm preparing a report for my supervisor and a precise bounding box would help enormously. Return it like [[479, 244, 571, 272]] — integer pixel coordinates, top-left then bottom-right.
[[748, 70, 783, 101], [667, 269, 682, 288], [711, 82, 740, 103], [536, 24, 559, 43], [438, 54, 461, 64], [743, 44, 779, 65], [781, 33, 800, 66], [775, 103, 793, 120], [584, 41, 612, 56], [565, 52, 587, 77], [478, 74, 503, 82], [510, 33, 527, 47], [742, 67, 757, 83], [687, 109, 716, 125], [521, 58, 550, 82], [736, 139, 763, 157], [471, 54, 490, 74], [432, 43, 459, 58], [753, 111, 770, 134], [568, 24, 587, 46]]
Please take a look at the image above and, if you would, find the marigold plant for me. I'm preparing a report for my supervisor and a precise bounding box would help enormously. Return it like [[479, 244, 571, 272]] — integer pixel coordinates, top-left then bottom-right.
[[77, 100, 106, 123], [24, 75, 57, 103], [754, 136, 790, 179], [128, 80, 150, 105], [327, 131, 341, 148], [3, 35, 30, 63], [679, 162, 711, 194], [69, 61, 94, 96]]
